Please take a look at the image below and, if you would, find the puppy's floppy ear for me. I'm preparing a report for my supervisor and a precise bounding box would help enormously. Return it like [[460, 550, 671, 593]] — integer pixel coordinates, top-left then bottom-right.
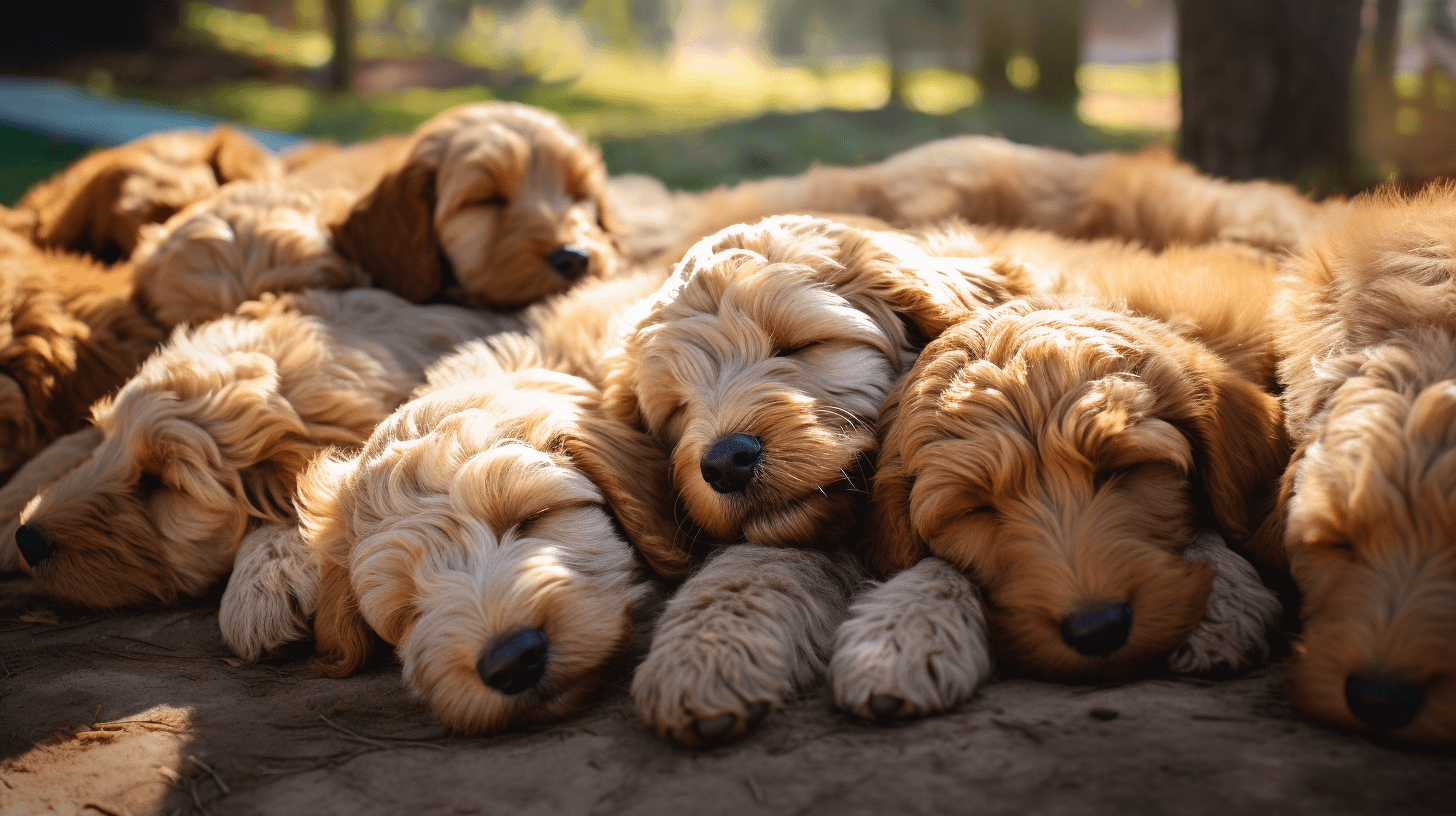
[[331, 148, 444, 302], [18, 151, 124, 257], [297, 452, 376, 677], [861, 375, 929, 576], [205, 125, 282, 183], [558, 410, 694, 579], [1179, 350, 1292, 547]]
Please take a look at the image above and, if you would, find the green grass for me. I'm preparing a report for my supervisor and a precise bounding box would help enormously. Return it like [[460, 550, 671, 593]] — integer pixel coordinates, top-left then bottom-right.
[[1, 126, 94, 206]]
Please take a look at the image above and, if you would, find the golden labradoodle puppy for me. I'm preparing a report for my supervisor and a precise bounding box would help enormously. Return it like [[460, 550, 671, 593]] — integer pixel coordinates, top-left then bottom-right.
[[129, 181, 365, 328], [285, 335, 691, 733], [332, 102, 621, 309], [1272, 184, 1456, 744], [10, 289, 515, 626], [662, 136, 1332, 267], [0, 225, 164, 483], [603, 215, 1031, 745], [15, 126, 282, 262], [864, 294, 1287, 693]]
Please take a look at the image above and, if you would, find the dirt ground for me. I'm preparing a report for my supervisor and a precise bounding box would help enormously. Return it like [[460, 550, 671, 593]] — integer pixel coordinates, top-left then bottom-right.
[[2, 577, 1453, 816]]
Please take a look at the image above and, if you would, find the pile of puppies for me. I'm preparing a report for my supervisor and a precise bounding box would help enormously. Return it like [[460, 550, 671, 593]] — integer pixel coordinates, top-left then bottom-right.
[[1, 101, 1451, 748]]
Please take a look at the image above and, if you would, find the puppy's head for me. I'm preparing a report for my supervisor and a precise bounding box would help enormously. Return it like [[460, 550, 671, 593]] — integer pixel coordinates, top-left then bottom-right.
[[15, 319, 334, 608], [131, 181, 361, 327], [1275, 189, 1456, 743], [300, 356, 685, 733], [605, 215, 1026, 548], [867, 298, 1288, 677], [19, 126, 281, 262], [333, 102, 618, 309]]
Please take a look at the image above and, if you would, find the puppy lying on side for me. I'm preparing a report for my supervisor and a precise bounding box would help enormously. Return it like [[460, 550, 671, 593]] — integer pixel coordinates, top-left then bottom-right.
[[864, 294, 1286, 688], [332, 102, 621, 309], [11, 289, 515, 631], [1272, 184, 1456, 744], [603, 215, 1030, 745], [0, 226, 164, 483], [129, 181, 365, 327], [15, 126, 282, 262], [662, 137, 1330, 267], [287, 334, 691, 733]]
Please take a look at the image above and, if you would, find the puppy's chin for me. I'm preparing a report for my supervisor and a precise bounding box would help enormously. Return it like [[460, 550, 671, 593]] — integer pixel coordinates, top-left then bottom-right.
[[983, 548, 1214, 677], [437, 210, 616, 311], [23, 508, 180, 608], [397, 555, 636, 734]]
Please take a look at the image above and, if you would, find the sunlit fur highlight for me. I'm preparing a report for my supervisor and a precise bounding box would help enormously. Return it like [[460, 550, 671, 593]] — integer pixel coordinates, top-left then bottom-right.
[[332, 102, 620, 309], [297, 336, 684, 733], [15, 126, 282, 262], [1273, 184, 1456, 744], [131, 181, 364, 327], [657, 136, 1332, 268], [607, 215, 1028, 744], [866, 295, 1288, 678], [0, 227, 164, 480], [14, 289, 514, 609]]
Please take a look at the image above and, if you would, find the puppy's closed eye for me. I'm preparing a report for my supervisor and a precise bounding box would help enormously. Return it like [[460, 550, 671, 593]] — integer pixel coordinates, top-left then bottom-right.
[[774, 342, 819, 358], [464, 195, 509, 209]]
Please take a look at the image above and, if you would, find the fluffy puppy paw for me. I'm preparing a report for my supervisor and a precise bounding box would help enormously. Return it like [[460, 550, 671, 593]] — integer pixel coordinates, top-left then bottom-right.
[[1169, 530, 1282, 675], [830, 557, 994, 721], [219, 523, 320, 662], [631, 545, 847, 747]]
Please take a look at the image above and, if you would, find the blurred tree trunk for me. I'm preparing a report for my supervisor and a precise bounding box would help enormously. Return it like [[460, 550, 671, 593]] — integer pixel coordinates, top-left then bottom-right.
[[327, 0, 356, 93], [978, 0, 1017, 97], [1029, 0, 1083, 108], [1177, 0, 1363, 192]]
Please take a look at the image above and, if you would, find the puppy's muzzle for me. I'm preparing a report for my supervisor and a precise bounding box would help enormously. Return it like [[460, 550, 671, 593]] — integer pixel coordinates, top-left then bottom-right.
[[478, 627, 549, 695], [699, 433, 763, 494], [548, 245, 592, 281], [1345, 674, 1426, 731], [1060, 601, 1132, 657], [15, 524, 56, 568]]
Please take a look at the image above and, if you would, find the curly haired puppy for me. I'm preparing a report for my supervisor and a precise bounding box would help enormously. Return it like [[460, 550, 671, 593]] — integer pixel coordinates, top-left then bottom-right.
[[865, 294, 1286, 687], [604, 215, 1030, 744], [665, 137, 1329, 267], [130, 181, 365, 327], [280, 335, 689, 733], [1272, 184, 1456, 744], [11, 289, 515, 620], [0, 227, 164, 483], [332, 102, 620, 309], [16, 126, 282, 262]]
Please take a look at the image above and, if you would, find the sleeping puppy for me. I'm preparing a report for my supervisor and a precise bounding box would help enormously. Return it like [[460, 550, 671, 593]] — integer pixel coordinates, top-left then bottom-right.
[[863, 295, 1286, 688], [602, 215, 1030, 745], [289, 334, 691, 733], [1273, 183, 1456, 744], [129, 181, 365, 328], [15, 126, 282, 262], [332, 102, 621, 309], [11, 289, 515, 622], [0, 225, 164, 484]]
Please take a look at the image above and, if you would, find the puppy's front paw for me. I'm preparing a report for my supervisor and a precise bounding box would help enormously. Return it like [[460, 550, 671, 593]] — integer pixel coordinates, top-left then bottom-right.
[[831, 557, 993, 721], [1169, 531, 1282, 675], [219, 525, 320, 662]]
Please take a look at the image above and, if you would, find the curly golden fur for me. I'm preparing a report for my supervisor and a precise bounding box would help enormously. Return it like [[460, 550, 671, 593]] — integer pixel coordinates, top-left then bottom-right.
[[12, 289, 515, 611], [1272, 183, 1456, 744], [15, 126, 281, 262], [332, 102, 620, 309], [604, 215, 1031, 744], [865, 293, 1287, 679], [130, 181, 365, 327], [0, 227, 164, 482], [288, 333, 686, 733], [661, 137, 1331, 268]]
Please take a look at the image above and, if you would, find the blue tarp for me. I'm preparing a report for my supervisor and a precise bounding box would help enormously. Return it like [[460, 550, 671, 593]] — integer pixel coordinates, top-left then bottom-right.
[[0, 77, 308, 151]]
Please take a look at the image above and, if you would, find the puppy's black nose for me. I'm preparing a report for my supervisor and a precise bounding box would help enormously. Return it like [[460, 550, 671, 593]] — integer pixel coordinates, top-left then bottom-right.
[[547, 245, 591, 280], [1345, 675, 1425, 731], [700, 433, 763, 494], [478, 628, 549, 695], [1061, 601, 1133, 657], [15, 524, 55, 568]]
